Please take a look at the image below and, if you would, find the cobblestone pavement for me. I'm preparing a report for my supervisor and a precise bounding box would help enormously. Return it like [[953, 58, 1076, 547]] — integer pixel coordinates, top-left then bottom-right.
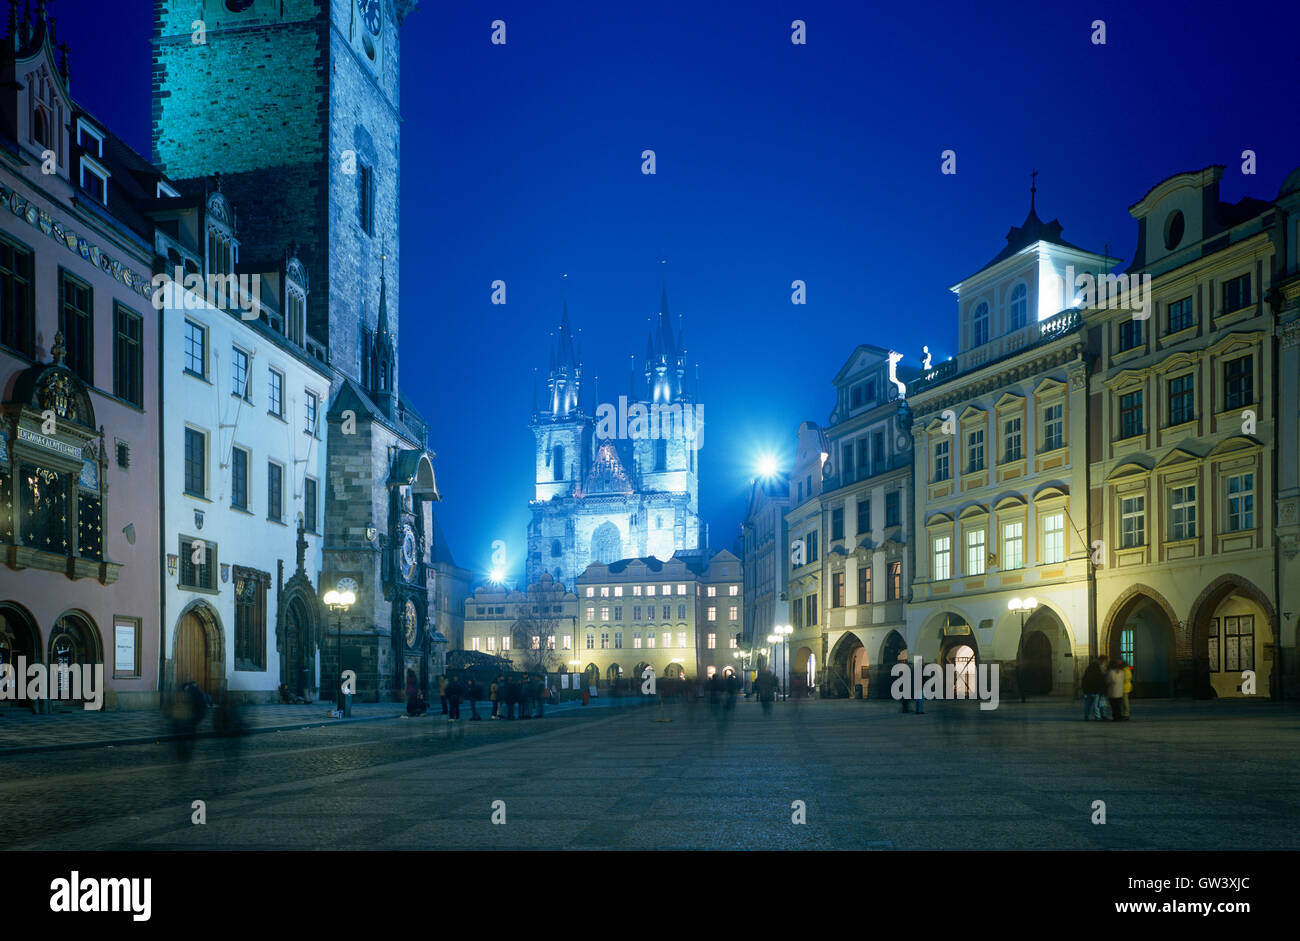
[[2, 697, 1295, 851]]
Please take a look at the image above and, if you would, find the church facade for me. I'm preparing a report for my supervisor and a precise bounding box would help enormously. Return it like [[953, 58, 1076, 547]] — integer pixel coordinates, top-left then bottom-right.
[[527, 292, 704, 592]]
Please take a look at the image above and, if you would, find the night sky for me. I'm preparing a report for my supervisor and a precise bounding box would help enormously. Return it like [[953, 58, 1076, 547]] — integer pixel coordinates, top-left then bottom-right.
[[60, 0, 1300, 587]]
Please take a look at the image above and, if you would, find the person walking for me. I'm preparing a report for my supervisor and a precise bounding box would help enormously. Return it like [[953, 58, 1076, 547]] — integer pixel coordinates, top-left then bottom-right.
[[405, 670, 427, 717], [1122, 661, 1134, 721], [534, 675, 546, 719], [1105, 659, 1126, 722], [447, 675, 463, 721], [438, 674, 449, 715], [1081, 658, 1105, 720], [520, 674, 533, 719], [490, 677, 501, 719], [505, 676, 519, 719], [897, 647, 912, 713]]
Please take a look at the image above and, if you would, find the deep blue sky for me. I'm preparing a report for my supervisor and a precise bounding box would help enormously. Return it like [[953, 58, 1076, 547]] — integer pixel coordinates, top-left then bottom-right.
[[62, 0, 1300, 587]]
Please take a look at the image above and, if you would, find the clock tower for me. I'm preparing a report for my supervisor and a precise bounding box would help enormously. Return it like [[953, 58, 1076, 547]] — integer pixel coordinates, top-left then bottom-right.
[[152, 0, 444, 701]]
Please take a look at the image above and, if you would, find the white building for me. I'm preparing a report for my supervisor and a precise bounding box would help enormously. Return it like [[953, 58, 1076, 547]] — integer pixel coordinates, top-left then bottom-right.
[[157, 185, 330, 703]]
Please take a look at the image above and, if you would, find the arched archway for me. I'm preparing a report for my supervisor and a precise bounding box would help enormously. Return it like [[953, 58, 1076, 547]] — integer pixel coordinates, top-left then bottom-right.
[[662, 662, 684, 680], [47, 611, 102, 703], [281, 594, 317, 697], [876, 630, 907, 699], [583, 662, 600, 690], [606, 662, 623, 690], [1022, 630, 1052, 695], [828, 633, 866, 699], [0, 602, 41, 706], [1103, 587, 1176, 698], [173, 601, 225, 698], [1188, 574, 1278, 699], [792, 645, 814, 696]]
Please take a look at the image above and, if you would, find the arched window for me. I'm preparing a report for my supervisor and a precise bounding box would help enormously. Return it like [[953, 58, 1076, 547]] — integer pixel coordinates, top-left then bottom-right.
[[32, 108, 48, 149], [1009, 284, 1027, 330], [550, 539, 562, 558], [972, 301, 990, 346], [552, 445, 564, 481], [592, 522, 622, 564]]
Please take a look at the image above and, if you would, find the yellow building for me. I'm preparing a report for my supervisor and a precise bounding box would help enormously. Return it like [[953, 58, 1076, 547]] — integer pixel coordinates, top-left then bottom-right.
[[1089, 166, 1282, 699]]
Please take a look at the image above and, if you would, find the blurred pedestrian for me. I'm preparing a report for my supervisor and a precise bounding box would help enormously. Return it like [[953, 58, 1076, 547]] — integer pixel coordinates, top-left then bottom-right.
[[405, 670, 428, 717], [490, 676, 501, 719], [447, 675, 463, 721], [1081, 657, 1105, 720], [438, 674, 448, 715], [468, 678, 481, 720], [534, 675, 546, 718], [1106, 659, 1126, 721], [1122, 661, 1133, 720], [898, 647, 912, 713], [520, 674, 533, 719], [505, 676, 519, 719]]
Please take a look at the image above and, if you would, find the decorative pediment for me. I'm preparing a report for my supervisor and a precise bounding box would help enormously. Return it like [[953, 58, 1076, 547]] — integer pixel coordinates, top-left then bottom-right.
[[1206, 330, 1264, 360], [1104, 368, 1146, 391], [1032, 484, 1069, 501], [1033, 376, 1067, 397], [1151, 350, 1199, 375], [1207, 435, 1262, 458], [959, 405, 986, 422], [6, 334, 96, 430], [1105, 460, 1152, 482], [207, 190, 234, 229], [994, 392, 1026, 411], [286, 255, 309, 293], [1153, 446, 1201, 469], [958, 503, 989, 520], [994, 494, 1027, 512], [926, 512, 954, 527]]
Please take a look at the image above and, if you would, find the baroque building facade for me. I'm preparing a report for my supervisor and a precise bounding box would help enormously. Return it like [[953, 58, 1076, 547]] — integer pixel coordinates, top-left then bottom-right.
[[527, 293, 703, 592]]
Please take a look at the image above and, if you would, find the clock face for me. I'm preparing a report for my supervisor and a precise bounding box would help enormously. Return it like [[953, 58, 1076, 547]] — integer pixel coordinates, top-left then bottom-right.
[[404, 600, 418, 647], [400, 525, 418, 581], [358, 0, 382, 37]]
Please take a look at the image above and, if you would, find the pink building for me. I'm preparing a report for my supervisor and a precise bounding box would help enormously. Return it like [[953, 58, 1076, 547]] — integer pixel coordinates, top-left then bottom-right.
[[0, 8, 162, 709]]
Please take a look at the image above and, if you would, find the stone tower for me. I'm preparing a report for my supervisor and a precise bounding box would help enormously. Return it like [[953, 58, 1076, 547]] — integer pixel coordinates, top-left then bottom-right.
[[152, 0, 443, 702]]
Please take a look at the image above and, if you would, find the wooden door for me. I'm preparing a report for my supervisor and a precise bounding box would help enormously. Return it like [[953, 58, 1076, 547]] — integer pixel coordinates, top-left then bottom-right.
[[176, 612, 208, 695]]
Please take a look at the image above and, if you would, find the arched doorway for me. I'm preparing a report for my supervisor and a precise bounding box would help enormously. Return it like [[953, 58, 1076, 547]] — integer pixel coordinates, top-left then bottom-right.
[[792, 645, 813, 696], [828, 633, 866, 698], [1022, 630, 1053, 695], [0, 603, 40, 706], [662, 662, 684, 680], [47, 612, 102, 703], [174, 602, 224, 698], [942, 642, 978, 696], [877, 630, 906, 699], [282, 596, 314, 697], [1188, 575, 1278, 699], [583, 662, 600, 690], [1106, 590, 1175, 698], [606, 663, 622, 691]]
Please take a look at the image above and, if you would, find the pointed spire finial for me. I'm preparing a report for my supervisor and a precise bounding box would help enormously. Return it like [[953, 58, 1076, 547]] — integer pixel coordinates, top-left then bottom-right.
[[1030, 168, 1039, 213]]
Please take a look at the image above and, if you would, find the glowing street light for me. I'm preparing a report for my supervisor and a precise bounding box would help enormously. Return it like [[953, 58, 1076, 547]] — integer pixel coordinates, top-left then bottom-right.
[[756, 455, 780, 478], [323, 586, 356, 712]]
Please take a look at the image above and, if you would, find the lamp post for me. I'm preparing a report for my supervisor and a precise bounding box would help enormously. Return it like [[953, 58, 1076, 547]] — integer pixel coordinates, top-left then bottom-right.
[[1008, 597, 1038, 703], [323, 586, 356, 712]]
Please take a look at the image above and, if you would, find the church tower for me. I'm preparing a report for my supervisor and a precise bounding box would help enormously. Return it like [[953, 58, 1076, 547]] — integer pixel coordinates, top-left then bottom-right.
[[152, 0, 444, 702]]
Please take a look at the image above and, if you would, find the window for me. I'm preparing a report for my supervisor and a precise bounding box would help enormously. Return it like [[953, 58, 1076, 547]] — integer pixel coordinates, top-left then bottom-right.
[[678, 604, 687, 619], [231, 446, 249, 511], [359, 163, 376, 235], [1168, 374, 1195, 426], [677, 584, 688, 596], [831, 507, 844, 541], [886, 492, 900, 528], [1168, 295, 1194, 334], [1120, 628, 1133, 664], [632, 605, 641, 620], [1208, 618, 1218, 672], [966, 428, 985, 473], [728, 605, 738, 620], [886, 564, 900, 601], [551, 539, 562, 558], [933, 439, 950, 482], [600, 632, 609, 649], [184, 319, 206, 377], [662, 604, 671, 620], [1226, 473, 1254, 532], [1003, 417, 1022, 463], [1042, 512, 1065, 564], [1120, 495, 1145, 548], [184, 428, 206, 496], [179, 535, 217, 590], [501, 634, 511, 650], [973, 301, 989, 346], [530, 635, 540, 650], [632, 585, 642, 596], [729, 585, 739, 597], [646, 631, 656, 649], [232, 347, 250, 400], [842, 442, 855, 479], [304, 391, 318, 435], [234, 568, 268, 670], [792, 597, 802, 629], [616, 586, 625, 597], [729, 633, 739, 648], [0, 236, 34, 357], [79, 158, 108, 205], [1118, 318, 1143, 352], [707, 606, 716, 622], [267, 369, 284, 418], [857, 497, 871, 536], [1223, 356, 1253, 411], [486, 636, 495, 651], [707, 633, 716, 649], [285, 289, 305, 346], [611, 632, 621, 649], [207, 228, 233, 277], [966, 529, 986, 575], [677, 630, 687, 648], [471, 637, 481, 651], [1009, 284, 1027, 331], [304, 477, 318, 533], [646, 585, 656, 596], [832, 571, 845, 606], [654, 439, 667, 472], [1222, 273, 1251, 313], [1223, 615, 1254, 672], [585, 605, 594, 621], [600, 606, 609, 621], [1002, 521, 1024, 569], [1119, 390, 1144, 439], [601, 587, 610, 597], [857, 563, 871, 605], [552, 445, 564, 481], [707, 586, 717, 597], [59, 272, 93, 384], [614, 606, 623, 621], [586, 587, 595, 597], [933, 536, 951, 580], [806, 530, 819, 563], [562, 635, 571, 649], [1042, 404, 1064, 452], [113, 305, 143, 408], [267, 462, 283, 522], [1170, 485, 1197, 541], [872, 432, 884, 467]]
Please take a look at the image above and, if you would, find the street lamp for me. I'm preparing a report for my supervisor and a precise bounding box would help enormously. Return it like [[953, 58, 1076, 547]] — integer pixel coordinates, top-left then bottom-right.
[[323, 585, 356, 711], [774, 624, 793, 701], [1008, 597, 1038, 703]]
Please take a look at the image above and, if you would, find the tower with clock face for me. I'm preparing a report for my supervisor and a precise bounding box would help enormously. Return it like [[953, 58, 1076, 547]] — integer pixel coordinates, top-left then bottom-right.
[[153, 0, 443, 702]]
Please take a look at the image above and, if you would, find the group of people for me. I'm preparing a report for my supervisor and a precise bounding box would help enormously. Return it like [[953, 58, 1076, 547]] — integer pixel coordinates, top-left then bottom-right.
[[408, 673, 551, 721], [1081, 657, 1134, 721]]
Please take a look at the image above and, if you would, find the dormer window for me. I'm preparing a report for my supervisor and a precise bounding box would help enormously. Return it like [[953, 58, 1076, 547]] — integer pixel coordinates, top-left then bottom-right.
[[207, 227, 233, 277], [78, 157, 108, 206], [76, 120, 104, 159], [28, 66, 63, 165], [285, 287, 305, 345]]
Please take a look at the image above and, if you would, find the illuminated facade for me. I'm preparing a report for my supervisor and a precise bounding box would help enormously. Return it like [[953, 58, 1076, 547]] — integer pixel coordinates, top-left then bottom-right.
[[527, 293, 703, 592], [784, 421, 829, 694]]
